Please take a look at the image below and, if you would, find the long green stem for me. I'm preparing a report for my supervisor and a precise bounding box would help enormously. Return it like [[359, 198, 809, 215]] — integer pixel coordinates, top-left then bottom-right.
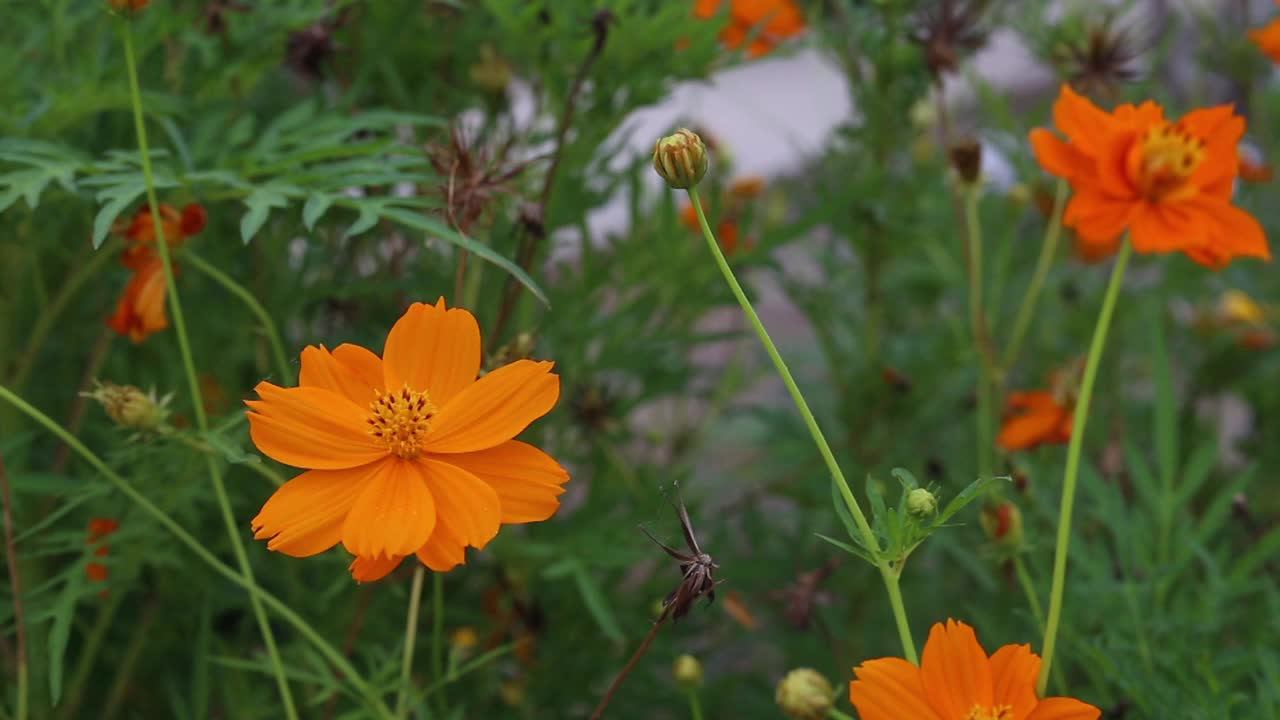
[[687, 188, 917, 664], [964, 187, 993, 482], [396, 566, 426, 719], [121, 25, 298, 717], [1037, 239, 1131, 695], [0, 386, 394, 719], [57, 593, 125, 720], [431, 570, 447, 712], [829, 708, 857, 720], [1013, 555, 1044, 632], [687, 689, 705, 720], [1003, 179, 1068, 370], [179, 250, 293, 384]]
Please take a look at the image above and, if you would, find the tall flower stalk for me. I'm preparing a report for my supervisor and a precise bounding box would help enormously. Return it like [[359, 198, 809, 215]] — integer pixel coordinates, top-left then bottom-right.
[[120, 21, 298, 717]]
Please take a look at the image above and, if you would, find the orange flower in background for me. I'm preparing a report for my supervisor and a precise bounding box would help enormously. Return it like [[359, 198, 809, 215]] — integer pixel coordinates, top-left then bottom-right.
[[86, 518, 120, 584], [849, 620, 1101, 720], [248, 298, 569, 582], [681, 202, 745, 255], [108, 0, 149, 12], [694, 0, 805, 58], [1030, 84, 1270, 269], [106, 202, 208, 343], [998, 390, 1073, 452], [118, 202, 208, 268], [108, 257, 171, 342], [1249, 4, 1280, 65]]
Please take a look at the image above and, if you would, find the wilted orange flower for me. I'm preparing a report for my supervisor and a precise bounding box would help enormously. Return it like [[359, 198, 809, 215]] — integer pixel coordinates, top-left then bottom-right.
[[107, 203, 207, 343], [1030, 84, 1270, 269], [850, 620, 1101, 720], [248, 299, 569, 582], [86, 518, 120, 584], [694, 0, 805, 58]]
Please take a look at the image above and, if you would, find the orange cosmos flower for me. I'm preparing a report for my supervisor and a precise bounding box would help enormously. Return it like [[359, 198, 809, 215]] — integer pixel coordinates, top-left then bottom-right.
[[247, 298, 569, 582], [118, 202, 208, 268], [1030, 84, 1270, 269], [681, 202, 746, 255], [998, 390, 1072, 452], [1249, 13, 1280, 64], [850, 620, 1101, 720], [694, 0, 805, 58], [86, 518, 120, 584], [107, 256, 171, 342]]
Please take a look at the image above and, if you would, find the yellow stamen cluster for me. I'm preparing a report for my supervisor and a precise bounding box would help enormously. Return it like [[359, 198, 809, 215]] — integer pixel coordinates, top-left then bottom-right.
[[1136, 122, 1205, 202], [367, 385, 438, 458], [967, 705, 1015, 720]]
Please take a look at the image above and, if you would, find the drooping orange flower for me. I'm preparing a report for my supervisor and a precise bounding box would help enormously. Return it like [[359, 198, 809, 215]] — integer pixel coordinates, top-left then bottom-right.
[[998, 390, 1073, 452], [86, 518, 120, 584], [849, 620, 1101, 720], [694, 0, 805, 58], [1030, 84, 1270, 269], [107, 203, 208, 343], [247, 299, 569, 582]]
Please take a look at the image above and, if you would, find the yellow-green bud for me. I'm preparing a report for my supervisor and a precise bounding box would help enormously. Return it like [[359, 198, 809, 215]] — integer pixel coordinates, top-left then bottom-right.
[[775, 668, 833, 720], [906, 487, 938, 517], [652, 129, 708, 189], [673, 654, 703, 691], [84, 382, 170, 432]]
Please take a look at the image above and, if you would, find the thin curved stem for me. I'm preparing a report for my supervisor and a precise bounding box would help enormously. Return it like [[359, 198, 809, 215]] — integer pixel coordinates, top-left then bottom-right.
[[179, 250, 293, 384], [1013, 555, 1044, 632], [686, 188, 917, 664], [396, 566, 426, 719], [964, 186, 993, 482], [829, 709, 857, 720], [1037, 239, 1132, 695], [589, 617, 666, 720], [0, 384, 394, 719], [1003, 179, 1068, 370], [121, 24, 297, 717], [431, 571, 446, 712]]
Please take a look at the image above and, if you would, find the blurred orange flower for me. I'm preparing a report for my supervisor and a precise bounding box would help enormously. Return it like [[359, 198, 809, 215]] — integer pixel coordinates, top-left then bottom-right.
[[680, 176, 765, 255], [107, 203, 207, 343], [247, 299, 569, 582], [998, 390, 1072, 452], [850, 619, 1100, 720], [694, 0, 805, 58], [681, 202, 745, 255], [108, 0, 149, 12], [86, 518, 120, 584], [1249, 5, 1280, 64], [1030, 84, 1270, 269]]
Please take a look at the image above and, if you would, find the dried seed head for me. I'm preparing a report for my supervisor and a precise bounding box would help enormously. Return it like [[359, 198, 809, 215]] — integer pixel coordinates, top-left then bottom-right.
[[1054, 19, 1143, 101], [906, 487, 938, 517], [83, 381, 170, 432], [949, 138, 983, 185], [653, 129, 709, 189], [673, 654, 704, 691], [775, 668, 834, 720], [910, 0, 993, 80]]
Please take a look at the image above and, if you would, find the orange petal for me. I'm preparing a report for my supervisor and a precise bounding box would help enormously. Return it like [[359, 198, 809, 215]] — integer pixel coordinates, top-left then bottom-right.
[[341, 458, 437, 558], [349, 553, 405, 583], [299, 344, 384, 407], [412, 459, 502, 572], [1062, 191, 1134, 243], [436, 441, 569, 523], [997, 409, 1063, 452], [1127, 203, 1203, 255], [989, 643, 1040, 719], [246, 383, 387, 470], [251, 460, 384, 557], [424, 360, 559, 454], [849, 657, 940, 720], [920, 620, 993, 719], [1052, 84, 1116, 157], [1029, 130, 1093, 182], [382, 299, 481, 406], [1026, 697, 1102, 720], [1197, 199, 1271, 265]]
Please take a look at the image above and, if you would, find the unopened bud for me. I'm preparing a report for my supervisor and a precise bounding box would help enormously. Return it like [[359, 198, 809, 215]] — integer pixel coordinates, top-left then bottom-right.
[[673, 654, 703, 690], [949, 139, 983, 185], [980, 501, 1024, 550], [775, 668, 833, 720], [906, 488, 938, 517], [653, 129, 708, 189], [84, 382, 170, 432], [469, 44, 512, 95]]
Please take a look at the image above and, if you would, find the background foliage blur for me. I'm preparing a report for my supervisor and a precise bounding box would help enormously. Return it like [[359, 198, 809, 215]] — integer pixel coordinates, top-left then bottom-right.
[[2, 0, 1280, 718]]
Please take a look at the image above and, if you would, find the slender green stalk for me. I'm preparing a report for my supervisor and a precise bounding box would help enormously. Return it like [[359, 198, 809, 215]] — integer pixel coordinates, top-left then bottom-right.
[[687, 188, 917, 664], [963, 186, 993, 482], [1013, 555, 1044, 632], [431, 571, 447, 711], [178, 435, 286, 487], [179, 250, 293, 384], [57, 593, 125, 720], [1037, 239, 1132, 695], [396, 566, 427, 719], [1003, 179, 1068, 370], [829, 708, 856, 720], [0, 384, 395, 719], [101, 598, 158, 720], [687, 689, 705, 720], [121, 25, 298, 717]]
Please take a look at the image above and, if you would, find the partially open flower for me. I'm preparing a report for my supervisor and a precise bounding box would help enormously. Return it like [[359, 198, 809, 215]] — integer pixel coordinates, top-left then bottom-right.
[[83, 381, 171, 432], [653, 129, 709, 190]]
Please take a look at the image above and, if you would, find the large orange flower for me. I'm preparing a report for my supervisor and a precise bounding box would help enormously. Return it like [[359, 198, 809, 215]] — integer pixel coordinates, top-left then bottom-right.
[[850, 620, 1100, 720], [694, 0, 805, 58], [247, 299, 569, 582], [1030, 84, 1269, 269]]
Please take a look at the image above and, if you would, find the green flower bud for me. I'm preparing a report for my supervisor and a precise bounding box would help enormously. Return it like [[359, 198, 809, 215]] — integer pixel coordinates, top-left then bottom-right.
[[673, 654, 703, 691], [775, 668, 833, 720], [84, 381, 170, 432], [906, 487, 938, 517], [652, 129, 708, 189]]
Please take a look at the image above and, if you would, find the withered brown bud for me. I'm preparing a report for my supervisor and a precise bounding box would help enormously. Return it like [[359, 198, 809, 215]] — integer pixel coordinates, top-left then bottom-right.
[[949, 139, 983, 185]]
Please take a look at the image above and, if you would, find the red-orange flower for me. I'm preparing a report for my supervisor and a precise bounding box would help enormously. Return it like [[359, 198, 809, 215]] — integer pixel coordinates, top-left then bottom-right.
[[107, 256, 171, 342], [108, 0, 149, 12], [694, 0, 805, 58], [106, 203, 207, 343], [998, 365, 1081, 456], [1249, 6, 1280, 65], [681, 202, 745, 255], [1030, 84, 1270, 269], [86, 518, 120, 584], [247, 299, 569, 582], [118, 202, 208, 269], [849, 620, 1100, 720]]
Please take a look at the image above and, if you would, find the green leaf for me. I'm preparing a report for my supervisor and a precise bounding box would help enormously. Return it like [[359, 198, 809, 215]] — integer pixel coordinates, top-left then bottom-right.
[[91, 188, 143, 248], [344, 205, 380, 238], [815, 532, 873, 564], [934, 475, 1001, 528], [381, 207, 549, 306], [569, 560, 623, 644], [240, 186, 293, 243], [48, 566, 86, 703], [830, 476, 868, 552], [302, 193, 334, 231]]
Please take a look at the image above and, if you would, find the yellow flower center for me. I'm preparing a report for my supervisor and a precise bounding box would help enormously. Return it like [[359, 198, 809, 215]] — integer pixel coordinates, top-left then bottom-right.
[[965, 705, 1014, 720], [367, 385, 438, 458], [1135, 122, 1204, 202]]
